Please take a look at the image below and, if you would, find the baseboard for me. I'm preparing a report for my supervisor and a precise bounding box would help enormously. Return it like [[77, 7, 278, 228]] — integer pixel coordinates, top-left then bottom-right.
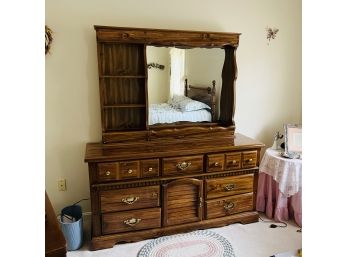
[[83, 211, 92, 216], [82, 211, 92, 241]]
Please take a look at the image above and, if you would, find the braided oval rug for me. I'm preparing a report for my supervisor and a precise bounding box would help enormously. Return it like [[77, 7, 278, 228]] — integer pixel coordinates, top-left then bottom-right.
[[137, 230, 235, 257]]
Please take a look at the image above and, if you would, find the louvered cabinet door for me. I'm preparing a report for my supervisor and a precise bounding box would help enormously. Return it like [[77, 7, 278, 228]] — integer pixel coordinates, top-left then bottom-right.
[[162, 178, 203, 226]]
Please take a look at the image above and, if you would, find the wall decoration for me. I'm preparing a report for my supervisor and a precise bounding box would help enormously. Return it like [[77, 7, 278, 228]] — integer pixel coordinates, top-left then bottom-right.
[[45, 25, 53, 55], [147, 62, 165, 70], [266, 27, 279, 45], [271, 131, 283, 150]]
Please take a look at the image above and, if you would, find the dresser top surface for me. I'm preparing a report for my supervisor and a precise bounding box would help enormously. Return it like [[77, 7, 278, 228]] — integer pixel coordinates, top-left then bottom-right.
[[85, 133, 264, 163]]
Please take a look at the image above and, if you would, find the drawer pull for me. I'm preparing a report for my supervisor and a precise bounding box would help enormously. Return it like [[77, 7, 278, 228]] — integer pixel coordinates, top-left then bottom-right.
[[247, 159, 253, 162], [124, 218, 141, 226], [148, 167, 153, 172], [121, 196, 139, 205], [232, 160, 237, 164], [224, 202, 235, 210], [224, 184, 235, 191], [214, 162, 219, 167], [105, 171, 111, 176], [128, 169, 133, 174], [176, 161, 191, 171]]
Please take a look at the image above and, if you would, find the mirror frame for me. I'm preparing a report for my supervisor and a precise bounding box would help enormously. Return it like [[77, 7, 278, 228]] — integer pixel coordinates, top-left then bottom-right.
[[95, 26, 240, 143]]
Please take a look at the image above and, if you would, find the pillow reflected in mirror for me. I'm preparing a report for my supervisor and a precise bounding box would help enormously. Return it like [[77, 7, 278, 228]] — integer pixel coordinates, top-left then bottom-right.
[[168, 95, 211, 112]]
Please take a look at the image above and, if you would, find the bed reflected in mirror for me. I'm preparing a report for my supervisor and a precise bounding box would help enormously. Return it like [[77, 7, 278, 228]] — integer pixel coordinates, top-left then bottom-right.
[[146, 46, 224, 126]]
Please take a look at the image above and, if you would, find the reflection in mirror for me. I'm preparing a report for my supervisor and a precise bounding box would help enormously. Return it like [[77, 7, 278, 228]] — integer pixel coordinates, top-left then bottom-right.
[[147, 46, 224, 126]]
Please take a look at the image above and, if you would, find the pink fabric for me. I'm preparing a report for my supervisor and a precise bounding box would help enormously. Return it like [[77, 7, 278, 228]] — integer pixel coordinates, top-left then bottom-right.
[[256, 172, 302, 227]]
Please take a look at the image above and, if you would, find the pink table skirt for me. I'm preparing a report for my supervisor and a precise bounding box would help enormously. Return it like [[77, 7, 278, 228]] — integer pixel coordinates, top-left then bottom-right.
[[256, 172, 302, 227]]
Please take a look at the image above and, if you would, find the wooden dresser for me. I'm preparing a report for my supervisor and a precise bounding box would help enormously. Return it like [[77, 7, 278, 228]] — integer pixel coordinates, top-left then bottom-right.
[[85, 134, 264, 250], [85, 26, 264, 250]]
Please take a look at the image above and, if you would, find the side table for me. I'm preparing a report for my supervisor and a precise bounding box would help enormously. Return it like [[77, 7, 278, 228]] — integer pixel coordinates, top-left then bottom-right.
[[256, 148, 302, 227]]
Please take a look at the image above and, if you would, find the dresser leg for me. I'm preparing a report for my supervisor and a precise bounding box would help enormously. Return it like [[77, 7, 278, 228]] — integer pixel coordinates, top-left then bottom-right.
[[239, 212, 259, 224]]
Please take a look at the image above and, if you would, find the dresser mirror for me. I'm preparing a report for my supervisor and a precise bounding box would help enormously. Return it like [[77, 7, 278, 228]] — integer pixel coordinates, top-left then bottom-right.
[[94, 26, 239, 143], [147, 46, 224, 126]]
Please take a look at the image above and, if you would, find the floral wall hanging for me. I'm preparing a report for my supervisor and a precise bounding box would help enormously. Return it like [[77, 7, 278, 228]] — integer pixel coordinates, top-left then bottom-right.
[[266, 27, 279, 45], [45, 25, 53, 55]]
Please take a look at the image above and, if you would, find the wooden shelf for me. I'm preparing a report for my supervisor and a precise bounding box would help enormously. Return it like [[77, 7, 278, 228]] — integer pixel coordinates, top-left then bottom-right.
[[103, 104, 146, 108], [100, 75, 146, 79]]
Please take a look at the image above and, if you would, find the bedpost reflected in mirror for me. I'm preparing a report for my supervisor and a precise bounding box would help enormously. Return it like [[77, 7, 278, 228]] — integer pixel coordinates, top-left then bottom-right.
[[146, 46, 224, 126]]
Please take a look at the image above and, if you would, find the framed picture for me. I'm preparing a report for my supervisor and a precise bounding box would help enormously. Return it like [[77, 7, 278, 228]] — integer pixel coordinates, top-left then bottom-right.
[[284, 124, 302, 158]]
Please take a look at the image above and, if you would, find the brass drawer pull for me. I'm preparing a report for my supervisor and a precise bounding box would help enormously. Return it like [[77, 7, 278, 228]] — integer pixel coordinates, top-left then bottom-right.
[[176, 161, 191, 171], [148, 167, 153, 172], [246, 158, 253, 162], [128, 169, 133, 174], [124, 218, 141, 226], [105, 171, 111, 176], [121, 196, 139, 205], [214, 162, 219, 167], [232, 160, 237, 164], [224, 202, 235, 210], [224, 184, 235, 191]]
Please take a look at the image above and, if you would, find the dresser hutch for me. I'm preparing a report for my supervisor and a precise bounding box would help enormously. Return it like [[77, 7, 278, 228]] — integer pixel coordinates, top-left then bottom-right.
[[85, 26, 264, 250]]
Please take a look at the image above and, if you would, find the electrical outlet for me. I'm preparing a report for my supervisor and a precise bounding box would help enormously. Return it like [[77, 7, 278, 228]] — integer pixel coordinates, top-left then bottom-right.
[[58, 179, 67, 191]]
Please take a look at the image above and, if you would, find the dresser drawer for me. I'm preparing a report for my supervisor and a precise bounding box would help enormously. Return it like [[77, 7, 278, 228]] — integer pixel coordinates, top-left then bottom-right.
[[162, 155, 203, 176], [206, 154, 225, 172], [141, 159, 159, 178], [102, 207, 161, 234], [205, 174, 254, 199], [97, 162, 118, 182], [225, 152, 241, 170], [100, 186, 160, 213], [242, 151, 257, 168], [205, 192, 254, 219], [119, 161, 140, 180]]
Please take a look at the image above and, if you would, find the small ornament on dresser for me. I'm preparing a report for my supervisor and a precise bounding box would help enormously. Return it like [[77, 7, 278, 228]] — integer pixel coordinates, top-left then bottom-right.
[[271, 131, 283, 150]]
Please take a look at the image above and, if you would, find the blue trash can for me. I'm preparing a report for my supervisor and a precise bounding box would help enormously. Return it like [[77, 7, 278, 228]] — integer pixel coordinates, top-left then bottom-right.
[[59, 204, 83, 251]]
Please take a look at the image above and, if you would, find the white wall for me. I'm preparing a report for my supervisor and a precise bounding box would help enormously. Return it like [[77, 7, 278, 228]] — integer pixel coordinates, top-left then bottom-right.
[[45, 0, 301, 213], [147, 46, 170, 103]]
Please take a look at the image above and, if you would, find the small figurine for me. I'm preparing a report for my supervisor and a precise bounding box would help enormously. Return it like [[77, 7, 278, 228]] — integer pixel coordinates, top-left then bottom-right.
[[271, 131, 283, 150]]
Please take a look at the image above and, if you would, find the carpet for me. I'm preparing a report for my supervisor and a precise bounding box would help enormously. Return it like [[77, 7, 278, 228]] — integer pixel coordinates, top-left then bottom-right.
[[270, 249, 301, 257], [137, 230, 235, 257]]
